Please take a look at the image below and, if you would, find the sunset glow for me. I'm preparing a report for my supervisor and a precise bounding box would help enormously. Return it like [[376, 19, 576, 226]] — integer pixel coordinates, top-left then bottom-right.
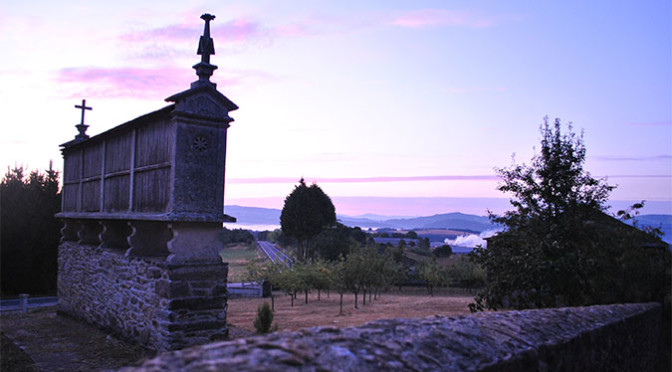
[[1, 1, 670, 216]]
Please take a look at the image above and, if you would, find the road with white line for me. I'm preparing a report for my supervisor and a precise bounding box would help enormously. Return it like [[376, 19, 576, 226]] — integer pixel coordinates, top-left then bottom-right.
[[257, 241, 293, 265]]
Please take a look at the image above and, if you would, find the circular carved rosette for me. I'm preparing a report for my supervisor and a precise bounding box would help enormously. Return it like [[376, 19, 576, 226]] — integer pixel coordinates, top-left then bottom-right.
[[192, 135, 209, 153]]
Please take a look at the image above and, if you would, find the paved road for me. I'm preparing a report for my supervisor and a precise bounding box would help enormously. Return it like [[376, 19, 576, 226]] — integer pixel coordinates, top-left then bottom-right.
[[257, 241, 293, 265], [0, 296, 58, 312]]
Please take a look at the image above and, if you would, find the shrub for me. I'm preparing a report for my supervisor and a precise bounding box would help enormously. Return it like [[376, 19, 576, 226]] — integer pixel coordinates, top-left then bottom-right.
[[253, 302, 276, 334]]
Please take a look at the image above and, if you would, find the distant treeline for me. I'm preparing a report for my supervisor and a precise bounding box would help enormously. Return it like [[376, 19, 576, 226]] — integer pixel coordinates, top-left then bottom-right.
[[1, 165, 61, 297]]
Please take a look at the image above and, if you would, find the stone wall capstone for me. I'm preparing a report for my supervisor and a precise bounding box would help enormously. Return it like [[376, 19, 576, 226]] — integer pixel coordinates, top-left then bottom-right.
[[119, 303, 663, 372]]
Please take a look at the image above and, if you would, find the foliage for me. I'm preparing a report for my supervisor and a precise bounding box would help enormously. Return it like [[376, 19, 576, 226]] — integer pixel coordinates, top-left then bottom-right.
[[280, 178, 336, 261], [341, 243, 403, 307], [331, 256, 349, 315], [257, 229, 282, 244], [218, 228, 255, 246], [409, 245, 432, 257], [253, 302, 277, 334], [311, 223, 367, 261], [1, 164, 61, 296], [433, 245, 453, 257], [444, 255, 486, 290], [470, 118, 669, 311], [305, 259, 333, 300], [494, 118, 613, 225], [417, 259, 444, 296]]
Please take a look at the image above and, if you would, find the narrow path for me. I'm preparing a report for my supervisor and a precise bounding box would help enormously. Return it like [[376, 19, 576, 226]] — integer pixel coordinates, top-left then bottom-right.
[[1, 308, 154, 371]]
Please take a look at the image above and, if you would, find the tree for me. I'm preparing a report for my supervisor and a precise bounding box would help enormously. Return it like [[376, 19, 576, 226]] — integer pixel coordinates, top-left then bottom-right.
[[418, 258, 444, 296], [331, 256, 348, 315], [308, 259, 333, 301], [433, 245, 453, 257], [311, 223, 366, 261], [1, 164, 61, 296], [342, 243, 368, 309], [218, 227, 254, 245], [444, 255, 486, 292], [470, 118, 669, 311], [244, 259, 282, 310], [280, 178, 336, 261]]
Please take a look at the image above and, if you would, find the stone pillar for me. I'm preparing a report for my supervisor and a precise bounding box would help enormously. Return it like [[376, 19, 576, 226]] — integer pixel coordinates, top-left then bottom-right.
[[167, 222, 224, 263], [19, 293, 29, 313]]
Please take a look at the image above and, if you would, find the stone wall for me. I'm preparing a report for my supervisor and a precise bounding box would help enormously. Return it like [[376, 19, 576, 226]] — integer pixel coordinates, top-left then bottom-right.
[[58, 241, 228, 351], [121, 303, 663, 371]]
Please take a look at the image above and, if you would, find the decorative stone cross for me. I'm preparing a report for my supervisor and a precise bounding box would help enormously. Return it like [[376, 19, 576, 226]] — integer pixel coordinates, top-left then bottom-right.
[[75, 99, 92, 125], [75, 99, 92, 140]]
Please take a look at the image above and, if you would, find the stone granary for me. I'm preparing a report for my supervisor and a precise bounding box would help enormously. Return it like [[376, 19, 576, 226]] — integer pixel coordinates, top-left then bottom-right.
[[56, 14, 236, 351]]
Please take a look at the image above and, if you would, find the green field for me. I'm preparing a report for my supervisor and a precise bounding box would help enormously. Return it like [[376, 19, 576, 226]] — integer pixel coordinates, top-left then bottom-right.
[[219, 243, 263, 281]]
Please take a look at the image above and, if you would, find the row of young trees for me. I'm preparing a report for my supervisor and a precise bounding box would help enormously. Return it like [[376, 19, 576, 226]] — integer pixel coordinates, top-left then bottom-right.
[[246, 242, 488, 314], [245, 244, 404, 315]]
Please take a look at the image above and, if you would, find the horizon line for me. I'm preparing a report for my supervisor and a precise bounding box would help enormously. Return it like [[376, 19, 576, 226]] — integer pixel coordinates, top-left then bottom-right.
[[227, 174, 671, 184]]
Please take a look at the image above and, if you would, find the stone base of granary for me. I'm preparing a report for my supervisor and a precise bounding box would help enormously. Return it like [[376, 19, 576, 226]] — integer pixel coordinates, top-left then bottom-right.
[[57, 241, 228, 351]]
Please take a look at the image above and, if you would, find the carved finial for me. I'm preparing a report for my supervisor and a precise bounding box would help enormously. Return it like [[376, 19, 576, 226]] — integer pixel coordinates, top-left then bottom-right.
[[74, 99, 92, 141], [198, 14, 215, 64], [192, 13, 218, 88]]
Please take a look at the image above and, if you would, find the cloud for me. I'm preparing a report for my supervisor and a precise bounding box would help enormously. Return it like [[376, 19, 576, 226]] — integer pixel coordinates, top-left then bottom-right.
[[118, 17, 319, 49], [56, 67, 191, 99], [228, 175, 499, 184], [56, 66, 275, 99], [605, 174, 672, 178], [119, 18, 263, 44], [387, 9, 523, 29], [594, 155, 672, 162], [444, 229, 502, 248], [627, 121, 672, 127], [445, 87, 508, 94]]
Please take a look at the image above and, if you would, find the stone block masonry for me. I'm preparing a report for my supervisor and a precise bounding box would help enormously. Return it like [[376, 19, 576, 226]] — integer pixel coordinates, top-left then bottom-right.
[[58, 241, 228, 351], [121, 303, 663, 371]]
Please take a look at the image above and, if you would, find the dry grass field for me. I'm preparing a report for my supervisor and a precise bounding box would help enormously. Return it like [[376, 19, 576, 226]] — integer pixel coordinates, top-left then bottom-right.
[[227, 287, 475, 334]]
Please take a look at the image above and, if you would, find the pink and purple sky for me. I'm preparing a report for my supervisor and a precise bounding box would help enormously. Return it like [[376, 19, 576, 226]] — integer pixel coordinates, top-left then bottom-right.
[[1, 1, 670, 216]]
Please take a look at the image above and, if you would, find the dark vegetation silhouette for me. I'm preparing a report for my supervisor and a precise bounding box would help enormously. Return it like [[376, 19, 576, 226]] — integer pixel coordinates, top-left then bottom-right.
[[280, 178, 336, 262], [433, 245, 453, 257], [470, 118, 670, 311], [218, 228, 254, 245], [1, 164, 61, 297]]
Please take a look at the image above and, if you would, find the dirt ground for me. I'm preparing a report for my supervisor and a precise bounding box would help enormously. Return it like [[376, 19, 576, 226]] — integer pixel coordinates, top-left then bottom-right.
[[227, 287, 475, 333], [0, 289, 475, 370]]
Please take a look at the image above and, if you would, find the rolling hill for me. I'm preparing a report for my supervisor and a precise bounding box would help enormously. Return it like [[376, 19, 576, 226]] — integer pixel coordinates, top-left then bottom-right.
[[224, 205, 671, 244]]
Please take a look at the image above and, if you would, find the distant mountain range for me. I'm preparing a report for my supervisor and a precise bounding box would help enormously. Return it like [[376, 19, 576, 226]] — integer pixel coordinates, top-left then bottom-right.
[[225, 205, 492, 231], [224, 205, 672, 244]]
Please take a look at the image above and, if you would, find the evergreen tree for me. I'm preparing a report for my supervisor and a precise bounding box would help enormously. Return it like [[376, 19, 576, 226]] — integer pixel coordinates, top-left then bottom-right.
[[1, 164, 61, 296], [280, 178, 336, 261]]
